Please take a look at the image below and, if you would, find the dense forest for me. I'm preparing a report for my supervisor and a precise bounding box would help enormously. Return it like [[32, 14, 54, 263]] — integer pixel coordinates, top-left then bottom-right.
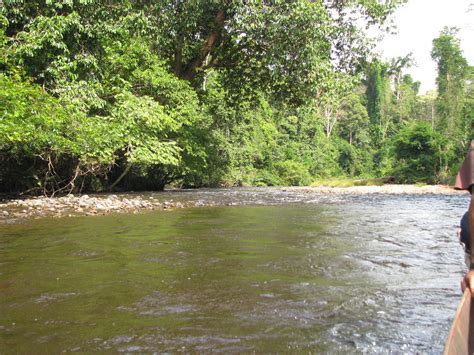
[[0, 1, 473, 195]]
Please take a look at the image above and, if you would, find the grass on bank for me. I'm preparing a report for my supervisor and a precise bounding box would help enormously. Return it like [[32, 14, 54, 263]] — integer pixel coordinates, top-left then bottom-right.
[[310, 177, 386, 188]]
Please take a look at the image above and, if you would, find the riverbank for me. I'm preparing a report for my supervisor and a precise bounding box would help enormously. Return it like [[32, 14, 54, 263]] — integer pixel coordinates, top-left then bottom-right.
[[0, 185, 465, 222], [300, 184, 462, 194], [0, 193, 189, 221]]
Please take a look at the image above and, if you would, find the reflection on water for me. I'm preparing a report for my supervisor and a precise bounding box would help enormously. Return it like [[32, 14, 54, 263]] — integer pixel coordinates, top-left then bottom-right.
[[0, 189, 470, 352]]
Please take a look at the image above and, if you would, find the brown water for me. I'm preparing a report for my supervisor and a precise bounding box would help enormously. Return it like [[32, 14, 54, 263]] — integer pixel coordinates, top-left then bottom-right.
[[0, 188, 470, 352]]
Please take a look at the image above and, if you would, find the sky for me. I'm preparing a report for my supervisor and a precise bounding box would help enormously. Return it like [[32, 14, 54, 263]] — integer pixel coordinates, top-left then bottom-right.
[[375, 0, 474, 95]]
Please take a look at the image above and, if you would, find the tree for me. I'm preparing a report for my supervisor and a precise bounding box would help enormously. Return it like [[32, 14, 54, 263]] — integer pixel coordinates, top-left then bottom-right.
[[1, 0, 414, 194], [462, 66, 474, 144], [392, 121, 443, 183], [414, 90, 437, 128], [1, 0, 406, 105], [0, 74, 116, 194], [365, 60, 392, 143], [431, 28, 468, 143], [389, 54, 415, 101], [391, 74, 420, 123], [339, 91, 371, 146], [316, 72, 356, 138]]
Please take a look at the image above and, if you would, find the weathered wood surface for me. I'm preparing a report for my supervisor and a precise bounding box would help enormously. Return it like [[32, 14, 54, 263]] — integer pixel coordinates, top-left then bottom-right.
[[444, 288, 474, 354]]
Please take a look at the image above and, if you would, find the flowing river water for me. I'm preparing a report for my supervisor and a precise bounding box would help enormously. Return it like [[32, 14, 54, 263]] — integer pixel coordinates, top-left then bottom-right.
[[0, 188, 470, 352]]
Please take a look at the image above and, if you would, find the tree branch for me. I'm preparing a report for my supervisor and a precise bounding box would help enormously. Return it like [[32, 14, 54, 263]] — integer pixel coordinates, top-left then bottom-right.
[[181, 9, 225, 81]]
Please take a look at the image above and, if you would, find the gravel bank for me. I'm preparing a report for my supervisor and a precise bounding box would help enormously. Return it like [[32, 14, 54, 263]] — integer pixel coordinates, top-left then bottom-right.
[[298, 184, 464, 195], [0, 185, 465, 222], [0, 194, 188, 222]]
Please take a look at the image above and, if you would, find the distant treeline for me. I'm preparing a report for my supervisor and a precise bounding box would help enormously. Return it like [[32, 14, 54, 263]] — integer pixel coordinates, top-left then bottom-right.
[[0, 1, 473, 195]]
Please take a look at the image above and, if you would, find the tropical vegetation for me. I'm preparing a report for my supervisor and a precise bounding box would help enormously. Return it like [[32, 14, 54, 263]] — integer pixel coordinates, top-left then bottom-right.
[[0, 1, 473, 195]]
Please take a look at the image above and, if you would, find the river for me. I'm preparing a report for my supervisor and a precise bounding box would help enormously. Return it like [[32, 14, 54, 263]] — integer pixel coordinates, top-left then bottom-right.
[[0, 188, 470, 352]]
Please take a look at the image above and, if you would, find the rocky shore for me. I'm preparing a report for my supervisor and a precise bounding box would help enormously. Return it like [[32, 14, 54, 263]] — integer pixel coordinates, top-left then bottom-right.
[[0, 194, 190, 221], [0, 185, 465, 222]]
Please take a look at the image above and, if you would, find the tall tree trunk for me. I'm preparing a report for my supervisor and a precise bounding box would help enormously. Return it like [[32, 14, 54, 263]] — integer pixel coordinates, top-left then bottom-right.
[[181, 10, 225, 81]]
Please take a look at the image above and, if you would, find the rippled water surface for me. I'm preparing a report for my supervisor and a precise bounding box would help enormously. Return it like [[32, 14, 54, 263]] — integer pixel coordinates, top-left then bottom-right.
[[0, 188, 470, 352]]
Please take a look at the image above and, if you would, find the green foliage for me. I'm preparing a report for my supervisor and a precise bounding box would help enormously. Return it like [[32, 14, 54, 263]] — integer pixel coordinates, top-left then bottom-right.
[[429, 28, 470, 178], [391, 121, 442, 183], [365, 60, 397, 143], [309, 135, 344, 178], [3, 0, 472, 194], [432, 28, 468, 140], [0, 74, 73, 153], [463, 67, 474, 144], [110, 92, 181, 166], [337, 139, 374, 177], [253, 170, 283, 187], [0, 33, 200, 193], [338, 91, 371, 146], [274, 160, 312, 186], [0, 73, 113, 193]]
